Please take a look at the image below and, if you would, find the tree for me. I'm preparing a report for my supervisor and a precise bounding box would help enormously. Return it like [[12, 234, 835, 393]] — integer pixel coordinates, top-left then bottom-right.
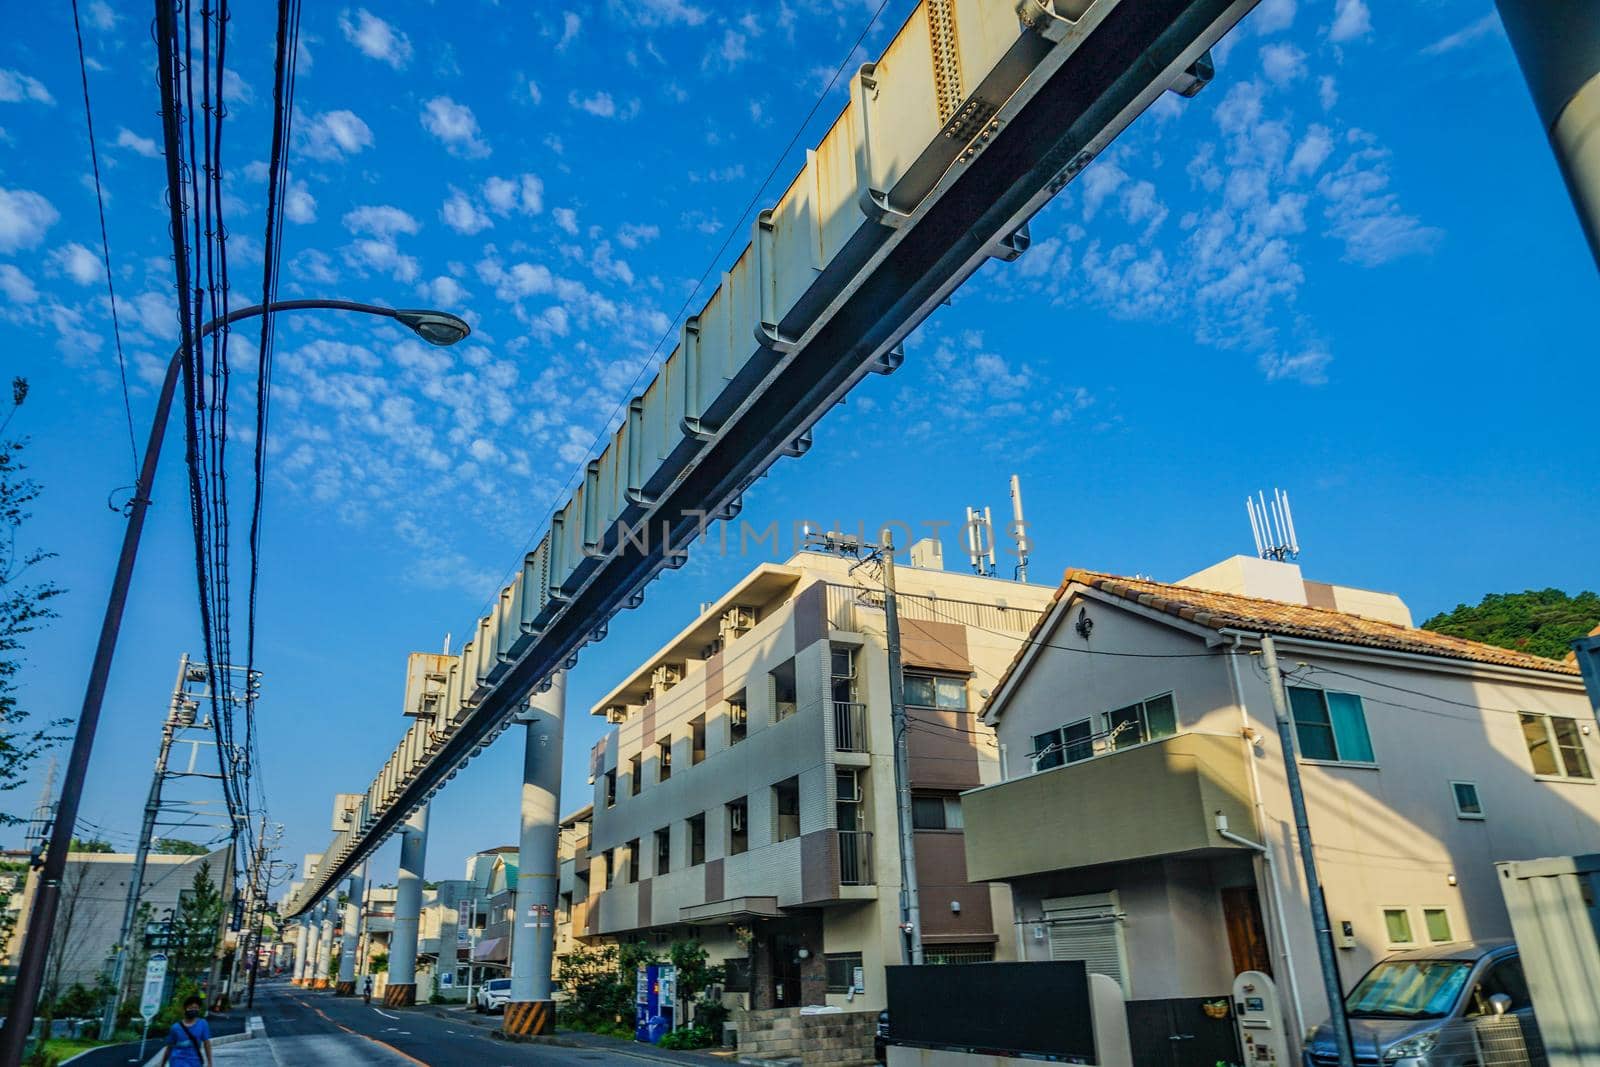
[[153, 838, 210, 856], [170, 862, 224, 984], [1422, 589, 1600, 661], [0, 377, 66, 825], [68, 838, 113, 854]]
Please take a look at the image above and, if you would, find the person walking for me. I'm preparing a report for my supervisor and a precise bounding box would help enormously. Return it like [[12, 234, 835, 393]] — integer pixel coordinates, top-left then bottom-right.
[[159, 996, 213, 1067], [362, 974, 373, 1005]]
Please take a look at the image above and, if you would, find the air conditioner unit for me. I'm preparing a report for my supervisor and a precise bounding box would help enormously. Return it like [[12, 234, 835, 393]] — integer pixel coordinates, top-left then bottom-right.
[[652, 663, 684, 691], [721, 606, 757, 638], [730, 807, 746, 833], [605, 704, 629, 724]]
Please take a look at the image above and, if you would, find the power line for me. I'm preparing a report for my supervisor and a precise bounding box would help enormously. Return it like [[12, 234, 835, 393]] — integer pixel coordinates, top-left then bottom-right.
[[67, 0, 139, 483]]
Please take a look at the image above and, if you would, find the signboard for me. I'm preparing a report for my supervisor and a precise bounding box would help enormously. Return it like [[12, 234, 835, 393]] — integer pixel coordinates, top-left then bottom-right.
[[658, 964, 676, 1004], [140, 954, 168, 1023]]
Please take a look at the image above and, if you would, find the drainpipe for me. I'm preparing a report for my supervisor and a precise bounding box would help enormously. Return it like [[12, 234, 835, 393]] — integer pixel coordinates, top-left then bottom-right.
[[1225, 633, 1307, 1046]]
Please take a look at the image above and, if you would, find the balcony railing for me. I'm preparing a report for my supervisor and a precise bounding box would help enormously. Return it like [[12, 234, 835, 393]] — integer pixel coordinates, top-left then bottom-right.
[[833, 701, 868, 752], [839, 830, 873, 885]]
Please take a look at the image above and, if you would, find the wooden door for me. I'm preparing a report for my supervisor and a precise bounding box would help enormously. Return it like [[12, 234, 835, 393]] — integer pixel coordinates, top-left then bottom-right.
[[1221, 886, 1272, 977]]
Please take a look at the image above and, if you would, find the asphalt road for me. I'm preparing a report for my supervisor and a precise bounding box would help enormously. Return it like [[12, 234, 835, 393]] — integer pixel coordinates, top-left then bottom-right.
[[252, 982, 665, 1066]]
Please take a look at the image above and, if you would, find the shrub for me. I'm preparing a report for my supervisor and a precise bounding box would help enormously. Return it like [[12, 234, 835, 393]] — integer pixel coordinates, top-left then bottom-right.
[[658, 1024, 718, 1050]]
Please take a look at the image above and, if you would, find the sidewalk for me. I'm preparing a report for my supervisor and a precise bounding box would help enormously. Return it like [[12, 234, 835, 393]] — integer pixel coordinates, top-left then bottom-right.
[[408, 1002, 737, 1066]]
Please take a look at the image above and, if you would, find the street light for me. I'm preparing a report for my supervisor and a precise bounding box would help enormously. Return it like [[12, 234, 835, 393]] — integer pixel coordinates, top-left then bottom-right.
[[0, 298, 469, 1064]]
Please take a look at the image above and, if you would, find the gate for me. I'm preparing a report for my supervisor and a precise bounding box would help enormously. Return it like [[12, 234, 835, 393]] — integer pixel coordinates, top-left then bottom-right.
[[1126, 997, 1242, 1067]]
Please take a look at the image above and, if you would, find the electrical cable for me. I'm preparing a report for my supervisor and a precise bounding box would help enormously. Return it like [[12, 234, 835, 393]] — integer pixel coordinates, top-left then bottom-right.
[[68, 0, 139, 483]]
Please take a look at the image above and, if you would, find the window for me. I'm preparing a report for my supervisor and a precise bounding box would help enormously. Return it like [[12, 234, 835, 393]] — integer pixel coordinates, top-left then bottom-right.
[[690, 714, 707, 765], [1383, 908, 1414, 945], [1467, 958, 1531, 1016], [773, 776, 801, 842], [825, 952, 864, 993], [1451, 781, 1483, 819], [722, 957, 751, 993], [601, 849, 614, 886], [630, 754, 643, 796], [1033, 729, 1064, 771], [604, 769, 617, 807], [727, 797, 749, 855], [904, 673, 968, 710], [1423, 908, 1452, 943], [1520, 712, 1592, 780], [654, 828, 671, 875], [1289, 687, 1375, 764], [626, 839, 640, 883], [1032, 718, 1092, 771], [835, 770, 862, 832], [771, 660, 797, 720], [657, 739, 672, 782], [911, 794, 964, 831], [727, 691, 748, 746], [831, 646, 857, 704], [687, 813, 706, 866], [1103, 693, 1178, 750], [924, 943, 995, 965]]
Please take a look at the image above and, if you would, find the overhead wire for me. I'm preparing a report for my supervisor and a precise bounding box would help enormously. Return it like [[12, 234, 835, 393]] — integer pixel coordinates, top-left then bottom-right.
[[68, 0, 139, 483]]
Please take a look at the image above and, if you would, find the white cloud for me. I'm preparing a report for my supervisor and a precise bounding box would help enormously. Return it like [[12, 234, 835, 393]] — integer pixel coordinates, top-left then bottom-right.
[[636, 0, 707, 26], [285, 179, 317, 224], [0, 264, 38, 304], [526, 79, 543, 106], [115, 127, 160, 158], [49, 242, 101, 285], [343, 204, 420, 238], [569, 91, 616, 118], [1318, 76, 1338, 111], [440, 189, 493, 235], [556, 11, 581, 51], [1287, 124, 1334, 180], [420, 97, 491, 158], [0, 69, 53, 105], [1251, 0, 1295, 35], [300, 109, 374, 160], [84, 1, 117, 31], [0, 187, 58, 253], [716, 29, 748, 68], [483, 174, 543, 216], [552, 208, 578, 236], [338, 9, 413, 69], [616, 222, 659, 249], [1259, 347, 1331, 385], [1259, 43, 1307, 86], [1422, 14, 1502, 56], [418, 275, 469, 307], [1328, 0, 1371, 43], [1317, 134, 1442, 266]]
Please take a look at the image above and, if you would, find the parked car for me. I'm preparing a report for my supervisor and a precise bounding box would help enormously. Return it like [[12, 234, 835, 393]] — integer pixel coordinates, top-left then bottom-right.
[[1304, 940, 1544, 1066], [875, 1009, 890, 1064], [475, 978, 512, 1014]]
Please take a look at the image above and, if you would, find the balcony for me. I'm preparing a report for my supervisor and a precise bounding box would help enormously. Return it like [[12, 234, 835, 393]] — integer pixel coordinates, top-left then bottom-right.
[[833, 701, 868, 752], [838, 830, 873, 886], [962, 732, 1258, 883]]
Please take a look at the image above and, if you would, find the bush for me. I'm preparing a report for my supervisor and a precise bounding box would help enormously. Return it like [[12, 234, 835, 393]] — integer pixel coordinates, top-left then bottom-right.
[[50, 983, 98, 1019], [694, 997, 730, 1036], [658, 1024, 718, 1050]]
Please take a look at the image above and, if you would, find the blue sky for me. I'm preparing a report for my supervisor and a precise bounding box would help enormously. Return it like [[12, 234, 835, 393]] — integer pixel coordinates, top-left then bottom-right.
[[1, 0, 1594, 891]]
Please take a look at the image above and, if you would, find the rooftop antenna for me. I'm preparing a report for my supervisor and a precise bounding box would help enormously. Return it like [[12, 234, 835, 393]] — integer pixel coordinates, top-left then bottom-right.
[[963, 506, 996, 577], [1246, 488, 1301, 562], [1009, 474, 1030, 583], [442, 632, 452, 655]]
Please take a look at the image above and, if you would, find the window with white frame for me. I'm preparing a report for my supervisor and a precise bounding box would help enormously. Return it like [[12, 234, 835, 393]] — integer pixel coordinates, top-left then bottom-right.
[[1450, 781, 1483, 819], [1383, 908, 1414, 945], [1102, 694, 1177, 750], [1423, 908, 1452, 943], [1519, 712, 1593, 780], [1288, 687, 1375, 764], [911, 793, 964, 830], [904, 673, 968, 710]]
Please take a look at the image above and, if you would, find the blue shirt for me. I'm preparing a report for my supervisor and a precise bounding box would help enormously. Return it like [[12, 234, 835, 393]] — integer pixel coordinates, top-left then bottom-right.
[[165, 1016, 211, 1066]]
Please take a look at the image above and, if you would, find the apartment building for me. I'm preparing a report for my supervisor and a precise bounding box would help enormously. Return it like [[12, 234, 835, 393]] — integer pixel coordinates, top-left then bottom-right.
[[581, 547, 1054, 1013], [961, 555, 1600, 1062], [555, 805, 593, 961]]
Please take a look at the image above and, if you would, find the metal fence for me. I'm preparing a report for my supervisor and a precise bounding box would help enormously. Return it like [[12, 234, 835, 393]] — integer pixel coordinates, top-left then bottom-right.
[[823, 583, 1043, 637], [839, 830, 873, 886], [833, 701, 868, 752]]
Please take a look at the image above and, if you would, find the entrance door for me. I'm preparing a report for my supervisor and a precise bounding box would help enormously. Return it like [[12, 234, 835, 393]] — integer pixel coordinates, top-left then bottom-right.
[[1221, 886, 1272, 977], [771, 935, 801, 1007]]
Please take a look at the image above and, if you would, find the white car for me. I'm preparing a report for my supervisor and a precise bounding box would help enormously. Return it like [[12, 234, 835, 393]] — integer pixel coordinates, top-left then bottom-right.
[[475, 978, 511, 1014]]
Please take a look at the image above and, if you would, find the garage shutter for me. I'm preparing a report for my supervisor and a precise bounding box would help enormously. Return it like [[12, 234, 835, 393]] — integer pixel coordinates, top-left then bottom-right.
[[1042, 892, 1126, 993]]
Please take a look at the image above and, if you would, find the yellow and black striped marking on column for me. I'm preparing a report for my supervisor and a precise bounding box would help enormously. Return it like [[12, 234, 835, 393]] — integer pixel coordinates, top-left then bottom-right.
[[501, 1000, 554, 1038], [334, 981, 355, 996], [383, 983, 417, 1007]]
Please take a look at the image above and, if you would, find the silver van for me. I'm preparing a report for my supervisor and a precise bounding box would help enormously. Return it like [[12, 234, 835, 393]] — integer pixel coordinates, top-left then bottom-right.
[[1304, 940, 1544, 1066]]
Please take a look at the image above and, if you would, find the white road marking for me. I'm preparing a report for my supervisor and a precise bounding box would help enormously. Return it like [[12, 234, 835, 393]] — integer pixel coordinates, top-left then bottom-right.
[[371, 1007, 400, 1020]]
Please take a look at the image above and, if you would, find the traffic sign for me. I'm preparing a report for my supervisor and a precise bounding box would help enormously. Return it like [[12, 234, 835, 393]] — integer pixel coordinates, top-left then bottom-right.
[[140, 953, 168, 1023]]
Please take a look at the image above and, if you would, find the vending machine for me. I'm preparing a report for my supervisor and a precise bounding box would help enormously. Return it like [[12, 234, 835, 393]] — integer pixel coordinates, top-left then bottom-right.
[[634, 963, 678, 1043]]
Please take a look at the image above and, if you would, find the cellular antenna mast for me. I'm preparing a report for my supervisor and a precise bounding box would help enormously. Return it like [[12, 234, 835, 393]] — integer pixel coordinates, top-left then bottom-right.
[[1009, 474, 1029, 583], [1246, 488, 1301, 562], [963, 506, 995, 577]]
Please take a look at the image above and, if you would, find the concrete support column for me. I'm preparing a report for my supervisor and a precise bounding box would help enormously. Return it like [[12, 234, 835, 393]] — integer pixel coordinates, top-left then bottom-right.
[[1496, 0, 1600, 266], [316, 901, 336, 990], [293, 921, 311, 985], [335, 867, 366, 995], [385, 804, 429, 1007], [301, 915, 321, 986], [504, 673, 565, 1039]]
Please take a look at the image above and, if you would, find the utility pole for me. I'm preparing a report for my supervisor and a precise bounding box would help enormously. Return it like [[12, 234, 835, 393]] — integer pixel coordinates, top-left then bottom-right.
[[1260, 636, 1354, 1067], [99, 657, 192, 1041], [879, 539, 924, 966]]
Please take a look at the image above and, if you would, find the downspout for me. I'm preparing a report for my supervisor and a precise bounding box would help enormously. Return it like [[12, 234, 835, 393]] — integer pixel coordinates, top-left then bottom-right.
[[1226, 632, 1306, 1043]]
